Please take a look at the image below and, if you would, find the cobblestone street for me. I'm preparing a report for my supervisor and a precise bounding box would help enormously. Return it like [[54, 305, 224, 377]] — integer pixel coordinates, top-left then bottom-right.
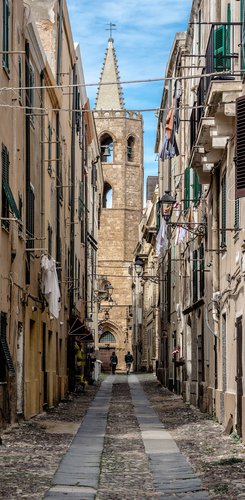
[[0, 374, 244, 499]]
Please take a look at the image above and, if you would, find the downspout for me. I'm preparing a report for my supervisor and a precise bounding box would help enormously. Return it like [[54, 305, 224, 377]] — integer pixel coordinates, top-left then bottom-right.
[[40, 71, 45, 240], [57, 0, 63, 85], [70, 65, 76, 315], [212, 168, 220, 389], [25, 41, 31, 284]]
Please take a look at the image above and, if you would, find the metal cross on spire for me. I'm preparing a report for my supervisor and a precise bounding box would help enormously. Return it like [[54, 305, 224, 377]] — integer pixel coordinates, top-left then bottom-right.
[[106, 22, 117, 41]]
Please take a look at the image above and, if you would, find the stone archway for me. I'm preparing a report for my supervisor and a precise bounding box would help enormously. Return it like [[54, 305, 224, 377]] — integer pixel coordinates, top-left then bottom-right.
[[98, 321, 122, 372]]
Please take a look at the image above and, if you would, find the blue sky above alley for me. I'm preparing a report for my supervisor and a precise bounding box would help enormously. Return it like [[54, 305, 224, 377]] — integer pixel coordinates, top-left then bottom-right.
[[67, 0, 193, 189]]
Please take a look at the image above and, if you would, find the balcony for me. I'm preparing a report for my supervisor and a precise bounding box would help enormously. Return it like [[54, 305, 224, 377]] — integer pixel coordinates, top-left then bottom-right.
[[189, 23, 243, 182]]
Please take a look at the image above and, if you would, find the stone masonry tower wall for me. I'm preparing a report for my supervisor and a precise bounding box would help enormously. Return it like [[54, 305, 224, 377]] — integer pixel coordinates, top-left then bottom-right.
[[94, 39, 143, 371]]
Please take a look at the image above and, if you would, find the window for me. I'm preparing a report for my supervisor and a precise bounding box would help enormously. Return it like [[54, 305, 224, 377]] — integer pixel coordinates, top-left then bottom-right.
[[127, 136, 135, 161], [227, 3, 231, 71], [2, 143, 9, 229], [221, 173, 227, 247], [103, 182, 112, 208], [184, 165, 190, 214], [0, 311, 15, 377], [193, 249, 198, 303], [193, 170, 202, 206], [48, 122, 52, 175], [236, 96, 245, 197], [2, 0, 9, 70], [99, 331, 116, 343], [199, 243, 205, 298], [100, 134, 114, 163], [234, 198, 240, 233], [48, 223, 53, 256], [27, 63, 35, 125]]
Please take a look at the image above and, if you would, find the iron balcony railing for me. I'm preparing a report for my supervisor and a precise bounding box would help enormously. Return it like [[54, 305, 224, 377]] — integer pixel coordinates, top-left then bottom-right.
[[190, 22, 242, 152]]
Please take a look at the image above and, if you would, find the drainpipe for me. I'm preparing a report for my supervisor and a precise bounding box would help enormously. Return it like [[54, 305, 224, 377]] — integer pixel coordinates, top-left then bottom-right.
[[40, 71, 45, 240], [70, 65, 76, 315], [212, 169, 220, 389], [57, 0, 63, 85]]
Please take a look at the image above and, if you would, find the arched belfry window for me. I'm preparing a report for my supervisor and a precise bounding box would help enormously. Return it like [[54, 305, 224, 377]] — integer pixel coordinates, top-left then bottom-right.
[[99, 331, 116, 343], [127, 136, 135, 161], [103, 182, 112, 208], [100, 133, 114, 163]]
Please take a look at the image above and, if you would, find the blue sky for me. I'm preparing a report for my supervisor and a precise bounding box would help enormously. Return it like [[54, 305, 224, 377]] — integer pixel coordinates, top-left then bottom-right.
[[67, 0, 193, 185]]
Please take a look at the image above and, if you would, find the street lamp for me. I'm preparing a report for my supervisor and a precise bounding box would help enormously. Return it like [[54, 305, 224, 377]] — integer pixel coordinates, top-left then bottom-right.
[[161, 191, 176, 222]]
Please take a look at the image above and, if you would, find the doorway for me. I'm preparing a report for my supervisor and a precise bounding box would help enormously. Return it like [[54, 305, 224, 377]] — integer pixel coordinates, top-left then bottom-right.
[[236, 316, 243, 437]]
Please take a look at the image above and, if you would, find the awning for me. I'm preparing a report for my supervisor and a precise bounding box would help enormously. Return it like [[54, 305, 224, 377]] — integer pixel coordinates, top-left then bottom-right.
[[69, 316, 94, 342]]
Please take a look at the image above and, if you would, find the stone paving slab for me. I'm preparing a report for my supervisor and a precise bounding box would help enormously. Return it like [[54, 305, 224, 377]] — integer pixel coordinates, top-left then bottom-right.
[[129, 375, 209, 499]]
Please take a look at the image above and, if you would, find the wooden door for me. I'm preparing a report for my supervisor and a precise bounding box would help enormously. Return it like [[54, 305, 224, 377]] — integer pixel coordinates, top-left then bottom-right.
[[236, 316, 243, 437]]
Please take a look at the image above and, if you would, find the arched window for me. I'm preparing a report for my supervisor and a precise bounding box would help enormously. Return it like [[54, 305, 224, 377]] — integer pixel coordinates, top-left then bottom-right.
[[103, 182, 112, 208], [100, 133, 114, 163], [127, 136, 135, 161], [99, 331, 116, 343]]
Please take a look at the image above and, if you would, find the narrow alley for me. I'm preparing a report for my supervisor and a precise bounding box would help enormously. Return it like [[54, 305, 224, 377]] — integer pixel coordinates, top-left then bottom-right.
[[0, 375, 244, 499]]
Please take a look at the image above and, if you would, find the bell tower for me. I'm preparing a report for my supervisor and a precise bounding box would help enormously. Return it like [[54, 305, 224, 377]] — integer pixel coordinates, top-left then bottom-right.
[[94, 37, 144, 370]]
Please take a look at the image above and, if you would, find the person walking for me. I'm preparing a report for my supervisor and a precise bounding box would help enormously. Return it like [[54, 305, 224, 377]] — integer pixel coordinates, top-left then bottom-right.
[[125, 351, 133, 375], [110, 351, 118, 375]]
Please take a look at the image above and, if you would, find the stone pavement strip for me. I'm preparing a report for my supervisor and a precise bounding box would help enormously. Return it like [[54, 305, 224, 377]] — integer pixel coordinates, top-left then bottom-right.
[[44, 374, 209, 499]]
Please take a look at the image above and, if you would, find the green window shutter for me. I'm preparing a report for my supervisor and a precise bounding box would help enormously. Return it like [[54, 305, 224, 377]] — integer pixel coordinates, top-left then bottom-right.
[[226, 3, 231, 71], [193, 170, 202, 205], [0, 312, 15, 376], [221, 173, 227, 247], [214, 25, 226, 72], [2, 0, 9, 70], [193, 250, 198, 303], [199, 244, 205, 297], [184, 165, 190, 214]]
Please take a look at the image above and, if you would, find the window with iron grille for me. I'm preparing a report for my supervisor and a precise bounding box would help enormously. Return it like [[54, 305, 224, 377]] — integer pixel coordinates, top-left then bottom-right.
[[2, 0, 9, 70], [1, 143, 9, 229], [193, 249, 198, 303], [221, 173, 227, 247], [99, 331, 116, 343]]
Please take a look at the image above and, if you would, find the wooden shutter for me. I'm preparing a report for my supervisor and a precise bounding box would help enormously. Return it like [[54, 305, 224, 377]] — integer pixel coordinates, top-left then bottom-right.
[[193, 169, 202, 205], [236, 96, 245, 198], [214, 25, 226, 72], [0, 312, 15, 376], [234, 198, 240, 230], [184, 165, 190, 214], [1, 144, 9, 228]]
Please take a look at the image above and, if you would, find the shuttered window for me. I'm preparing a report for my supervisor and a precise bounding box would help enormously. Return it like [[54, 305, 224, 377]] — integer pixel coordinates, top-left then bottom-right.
[[234, 198, 240, 233], [48, 122, 52, 175], [184, 165, 190, 214], [199, 243, 205, 297], [214, 25, 226, 72], [2, 0, 9, 70], [193, 250, 198, 303], [193, 170, 202, 206], [0, 312, 15, 376], [236, 96, 245, 197], [2, 144, 9, 229], [221, 173, 227, 247]]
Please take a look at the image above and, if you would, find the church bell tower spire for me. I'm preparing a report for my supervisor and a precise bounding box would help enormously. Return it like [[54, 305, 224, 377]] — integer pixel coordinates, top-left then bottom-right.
[[95, 37, 125, 111]]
